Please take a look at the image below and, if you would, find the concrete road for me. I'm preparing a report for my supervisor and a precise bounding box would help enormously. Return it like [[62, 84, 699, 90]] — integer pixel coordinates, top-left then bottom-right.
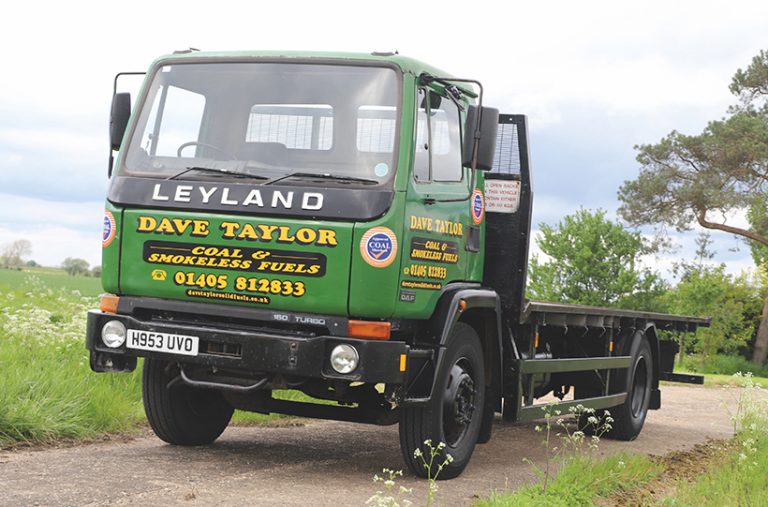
[[0, 385, 737, 507]]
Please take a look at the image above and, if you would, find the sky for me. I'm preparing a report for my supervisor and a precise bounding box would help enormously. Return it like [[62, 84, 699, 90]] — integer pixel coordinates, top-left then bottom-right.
[[0, 0, 766, 279]]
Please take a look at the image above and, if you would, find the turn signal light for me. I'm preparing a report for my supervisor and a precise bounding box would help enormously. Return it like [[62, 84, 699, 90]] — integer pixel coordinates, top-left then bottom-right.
[[348, 320, 391, 340], [100, 294, 120, 314]]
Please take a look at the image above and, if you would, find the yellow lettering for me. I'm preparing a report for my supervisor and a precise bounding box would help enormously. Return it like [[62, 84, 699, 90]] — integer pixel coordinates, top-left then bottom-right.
[[237, 223, 259, 240], [317, 229, 338, 246], [256, 224, 278, 241], [295, 228, 316, 244], [220, 222, 240, 238], [137, 216, 157, 232]]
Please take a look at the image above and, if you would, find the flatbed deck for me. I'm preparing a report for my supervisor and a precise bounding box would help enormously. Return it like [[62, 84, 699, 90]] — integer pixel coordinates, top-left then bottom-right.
[[522, 300, 711, 332]]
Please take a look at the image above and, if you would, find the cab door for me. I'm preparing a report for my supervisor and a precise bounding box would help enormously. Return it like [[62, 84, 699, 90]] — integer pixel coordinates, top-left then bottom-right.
[[396, 88, 482, 318]]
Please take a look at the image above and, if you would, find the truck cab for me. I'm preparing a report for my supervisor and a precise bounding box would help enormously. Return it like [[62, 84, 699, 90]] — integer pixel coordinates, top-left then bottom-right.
[[87, 50, 707, 479]]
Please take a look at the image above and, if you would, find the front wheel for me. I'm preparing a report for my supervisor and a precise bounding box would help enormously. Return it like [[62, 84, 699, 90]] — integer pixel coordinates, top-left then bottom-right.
[[142, 358, 234, 446], [399, 323, 486, 479]]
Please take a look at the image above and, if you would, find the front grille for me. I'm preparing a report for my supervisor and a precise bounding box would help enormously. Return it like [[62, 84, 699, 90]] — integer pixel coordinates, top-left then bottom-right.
[[202, 340, 243, 358]]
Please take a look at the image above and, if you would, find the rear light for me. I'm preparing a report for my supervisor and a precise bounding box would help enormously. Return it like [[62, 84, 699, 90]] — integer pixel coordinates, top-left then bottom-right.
[[100, 294, 120, 313], [348, 320, 391, 340]]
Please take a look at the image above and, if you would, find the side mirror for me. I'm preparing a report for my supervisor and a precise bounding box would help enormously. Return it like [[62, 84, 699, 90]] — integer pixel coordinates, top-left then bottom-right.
[[109, 92, 131, 151], [463, 105, 499, 171]]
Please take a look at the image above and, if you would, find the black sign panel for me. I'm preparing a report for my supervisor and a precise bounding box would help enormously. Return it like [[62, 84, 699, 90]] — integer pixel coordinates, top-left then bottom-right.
[[143, 240, 327, 277], [409, 237, 459, 264], [109, 177, 394, 221]]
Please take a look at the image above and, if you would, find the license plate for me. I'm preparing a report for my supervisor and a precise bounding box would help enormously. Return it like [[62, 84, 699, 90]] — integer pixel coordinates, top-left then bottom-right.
[[126, 329, 199, 356]]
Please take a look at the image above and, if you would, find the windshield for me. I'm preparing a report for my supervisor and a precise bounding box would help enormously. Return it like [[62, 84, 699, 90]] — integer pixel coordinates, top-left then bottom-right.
[[121, 62, 401, 187]]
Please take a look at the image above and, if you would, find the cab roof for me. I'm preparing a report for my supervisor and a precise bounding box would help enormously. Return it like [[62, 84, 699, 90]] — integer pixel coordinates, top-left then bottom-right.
[[153, 50, 453, 79]]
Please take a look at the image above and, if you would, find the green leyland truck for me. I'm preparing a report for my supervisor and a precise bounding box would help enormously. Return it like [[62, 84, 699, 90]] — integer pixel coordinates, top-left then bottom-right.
[[86, 50, 708, 479]]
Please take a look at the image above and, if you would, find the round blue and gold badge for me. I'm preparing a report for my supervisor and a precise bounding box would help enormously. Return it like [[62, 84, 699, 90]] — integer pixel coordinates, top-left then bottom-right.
[[103, 210, 116, 247], [471, 189, 485, 225], [360, 226, 398, 268]]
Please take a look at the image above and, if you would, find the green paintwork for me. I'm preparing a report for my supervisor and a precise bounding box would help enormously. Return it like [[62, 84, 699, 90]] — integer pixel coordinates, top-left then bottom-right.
[[107, 52, 487, 320], [518, 356, 632, 374], [101, 201, 121, 293], [516, 393, 628, 423], [118, 209, 353, 315]]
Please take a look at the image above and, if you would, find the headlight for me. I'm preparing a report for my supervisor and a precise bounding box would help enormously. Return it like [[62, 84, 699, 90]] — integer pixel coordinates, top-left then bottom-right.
[[101, 320, 126, 348], [330, 344, 359, 374]]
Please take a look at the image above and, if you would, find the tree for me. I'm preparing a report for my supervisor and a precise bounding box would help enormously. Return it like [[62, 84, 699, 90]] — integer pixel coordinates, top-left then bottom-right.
[[1, 239, 32, 269], [527, 208, 666, 310], [62, 257, 90, 276], [619, 49, 768, 364], [666, 234, 763, 360], [90, 265, 102, 278]]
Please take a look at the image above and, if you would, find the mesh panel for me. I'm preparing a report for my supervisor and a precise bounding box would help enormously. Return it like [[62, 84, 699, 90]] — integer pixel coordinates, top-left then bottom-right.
[[491, 122, 521, 174]]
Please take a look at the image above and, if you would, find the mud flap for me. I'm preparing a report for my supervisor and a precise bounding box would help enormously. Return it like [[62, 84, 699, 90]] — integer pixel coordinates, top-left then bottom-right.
[[650, 388, 661, 410]]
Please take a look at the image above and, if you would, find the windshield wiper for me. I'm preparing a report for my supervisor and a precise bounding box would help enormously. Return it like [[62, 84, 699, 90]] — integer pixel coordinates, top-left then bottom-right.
[[167, 166, 269, 181], [263, 172, 379, 186]]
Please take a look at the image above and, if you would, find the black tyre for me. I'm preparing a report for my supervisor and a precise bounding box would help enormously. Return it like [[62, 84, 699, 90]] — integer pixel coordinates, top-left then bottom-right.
[[142, 358, 234, 445], [399, 323, 486, 479], [606, 332, 653, 440]]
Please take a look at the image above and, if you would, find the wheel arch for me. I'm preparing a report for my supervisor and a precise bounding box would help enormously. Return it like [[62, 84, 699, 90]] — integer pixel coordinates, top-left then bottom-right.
[[427, 287, 503, 409], [430, 288, 504, 443]]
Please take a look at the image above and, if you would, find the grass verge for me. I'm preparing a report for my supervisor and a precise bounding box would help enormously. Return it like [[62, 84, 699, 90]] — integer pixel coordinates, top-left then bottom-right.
[[656, 375, 768, 506], [0, 278, 144, 447], [0, 272, 319, 448], [478, 373, 768, 507], [474, 453, 662, 507]]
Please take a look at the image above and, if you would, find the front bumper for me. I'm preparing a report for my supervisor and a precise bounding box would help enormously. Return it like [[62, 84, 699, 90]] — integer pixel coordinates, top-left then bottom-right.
[[85, 309, 411, 385]]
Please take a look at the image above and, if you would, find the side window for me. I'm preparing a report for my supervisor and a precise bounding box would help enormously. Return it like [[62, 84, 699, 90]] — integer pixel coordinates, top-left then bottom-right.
[[146, 86, 206, 157], [431, 98, 462, 182], [413, 89, 463, 183]]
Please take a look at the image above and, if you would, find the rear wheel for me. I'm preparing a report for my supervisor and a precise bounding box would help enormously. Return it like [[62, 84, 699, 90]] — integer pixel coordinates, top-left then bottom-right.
[[142, 358, 234, 445], [606, 332, 653, 440], [399, 323, 485, 479]]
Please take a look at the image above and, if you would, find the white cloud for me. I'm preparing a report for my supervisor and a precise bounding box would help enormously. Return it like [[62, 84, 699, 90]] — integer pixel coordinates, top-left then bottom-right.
[[0, 194, 102, 266], [1, 0, 766, 270]]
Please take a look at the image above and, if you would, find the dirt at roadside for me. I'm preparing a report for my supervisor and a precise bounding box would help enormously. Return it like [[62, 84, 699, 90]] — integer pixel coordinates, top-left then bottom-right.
[[600, 439, 734, 506], [0, 384, 739, 507]]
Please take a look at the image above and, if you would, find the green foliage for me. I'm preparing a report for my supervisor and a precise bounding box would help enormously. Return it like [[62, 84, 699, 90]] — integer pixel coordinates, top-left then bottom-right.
[[664, 265, 762, 356], [0, 278, 143, 446], [0, 272, 295, 447], [474, 453, 661, 507], [61, 257, 90, 277], [619, 49, 768, 363], [1, 239, 32, 269], [681, 353, 768, 379], [747, 193, 768, 266], [661, 374, 768, 506], [527, 209, 666, 310]]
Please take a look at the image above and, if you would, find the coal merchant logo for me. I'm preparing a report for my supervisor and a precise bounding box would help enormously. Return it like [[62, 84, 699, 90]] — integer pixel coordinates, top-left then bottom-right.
[[360, 227, 398, 268], [471, 189, 485, 225], [103, 210, 116, 247]]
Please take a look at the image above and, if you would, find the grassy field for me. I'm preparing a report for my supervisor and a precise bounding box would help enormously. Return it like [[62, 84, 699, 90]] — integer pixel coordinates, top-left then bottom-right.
[[0, 268, 307, 447], [0, 269, 142, 446], [0, 267, 102, 296]]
